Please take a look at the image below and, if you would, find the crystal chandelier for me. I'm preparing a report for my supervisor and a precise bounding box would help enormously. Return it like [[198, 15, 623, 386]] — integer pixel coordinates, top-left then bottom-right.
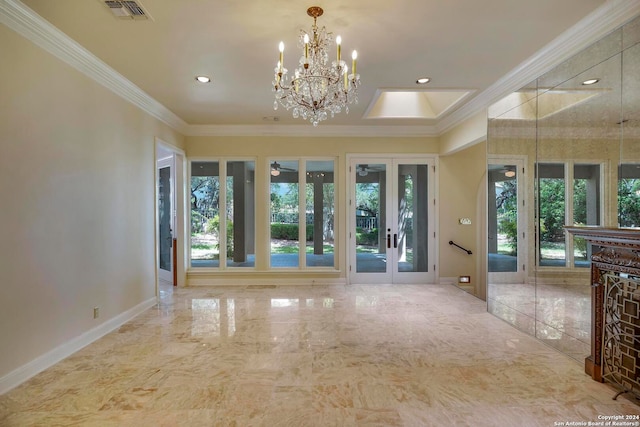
[[273, 6, 360, 126]]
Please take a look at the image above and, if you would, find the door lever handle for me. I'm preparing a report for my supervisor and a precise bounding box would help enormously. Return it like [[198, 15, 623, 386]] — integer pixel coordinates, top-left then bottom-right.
[[387, 234, 391, 248], [393, 234, 398, 248]]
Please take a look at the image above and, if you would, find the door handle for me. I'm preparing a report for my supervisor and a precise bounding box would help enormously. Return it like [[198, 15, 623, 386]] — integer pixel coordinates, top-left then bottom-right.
[[393, 234, 398, 248], [387, 234, 391, 248]]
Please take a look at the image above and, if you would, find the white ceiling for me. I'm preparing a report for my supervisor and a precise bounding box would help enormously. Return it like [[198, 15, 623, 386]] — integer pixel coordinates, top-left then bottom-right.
[[11, 0, 639, 135]]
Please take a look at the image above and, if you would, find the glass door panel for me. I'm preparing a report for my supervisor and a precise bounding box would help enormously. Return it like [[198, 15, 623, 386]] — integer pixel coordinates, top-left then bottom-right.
[[488, 160, 526, 284], [488, 164, 517, 273], [158, 165, 172, 281], [396, 164, 429, 273], [355, 163, 387, 273]]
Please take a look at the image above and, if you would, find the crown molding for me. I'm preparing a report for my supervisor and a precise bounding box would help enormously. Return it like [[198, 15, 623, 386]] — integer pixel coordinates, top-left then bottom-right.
[[3, 0, 639, 139], [437, 0, 640, 135], [0, 0, 189, 133], [185, 124, 439, 138]]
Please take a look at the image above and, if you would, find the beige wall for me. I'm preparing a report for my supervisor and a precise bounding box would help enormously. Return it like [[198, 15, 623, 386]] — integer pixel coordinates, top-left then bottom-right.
[[439, 110, 488, 156], [438, 141, 487, 294], [0, 24, 184, 380]]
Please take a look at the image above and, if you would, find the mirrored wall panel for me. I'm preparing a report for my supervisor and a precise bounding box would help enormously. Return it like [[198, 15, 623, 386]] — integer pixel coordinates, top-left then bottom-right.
[[487, 15, 640, 362]]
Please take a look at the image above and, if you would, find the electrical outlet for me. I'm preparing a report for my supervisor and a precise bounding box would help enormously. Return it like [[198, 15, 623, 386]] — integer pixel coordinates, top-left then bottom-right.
[[459, 276, 471, 283], [93, 307, 99, 319]]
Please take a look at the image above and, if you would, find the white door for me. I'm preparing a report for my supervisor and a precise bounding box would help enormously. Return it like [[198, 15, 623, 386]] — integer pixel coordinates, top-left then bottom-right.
[[488, 157, 526, 284], [349, 157, 436, 284], [158, 156, 174, 283]]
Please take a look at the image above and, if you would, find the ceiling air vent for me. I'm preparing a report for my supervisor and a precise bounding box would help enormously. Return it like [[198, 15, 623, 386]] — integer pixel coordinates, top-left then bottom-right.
[[103, 0, 150, 20]]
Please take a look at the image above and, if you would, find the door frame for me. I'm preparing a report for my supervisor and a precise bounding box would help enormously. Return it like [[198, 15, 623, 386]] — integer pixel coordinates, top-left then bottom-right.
[[154, 138, 186, 292], [347, 154, 437, 284]]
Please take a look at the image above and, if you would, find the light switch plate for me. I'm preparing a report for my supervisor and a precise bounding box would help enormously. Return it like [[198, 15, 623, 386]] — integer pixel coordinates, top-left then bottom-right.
[[459, 218, 472, 225]]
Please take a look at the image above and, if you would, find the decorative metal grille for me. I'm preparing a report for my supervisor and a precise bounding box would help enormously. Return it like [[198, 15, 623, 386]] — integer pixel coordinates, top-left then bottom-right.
[[602, 272, 640, 399]]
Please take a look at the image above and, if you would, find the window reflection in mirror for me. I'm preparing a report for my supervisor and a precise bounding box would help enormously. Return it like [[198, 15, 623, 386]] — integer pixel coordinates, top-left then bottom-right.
[[487, 15, 640, 362]]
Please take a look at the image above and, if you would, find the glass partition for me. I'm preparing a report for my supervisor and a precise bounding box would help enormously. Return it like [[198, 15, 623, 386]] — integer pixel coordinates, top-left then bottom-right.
[[487, 82, 537, 336], [487, 15, 640, 361], [620, 20, 640, 227]]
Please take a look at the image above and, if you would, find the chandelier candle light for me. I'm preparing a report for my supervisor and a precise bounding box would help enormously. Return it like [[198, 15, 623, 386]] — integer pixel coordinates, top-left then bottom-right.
[[273, 6, 360, 126]]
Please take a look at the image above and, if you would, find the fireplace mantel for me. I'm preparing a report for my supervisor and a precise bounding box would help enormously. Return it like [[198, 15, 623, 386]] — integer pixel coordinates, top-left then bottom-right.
[[565, 226, 640, 396]]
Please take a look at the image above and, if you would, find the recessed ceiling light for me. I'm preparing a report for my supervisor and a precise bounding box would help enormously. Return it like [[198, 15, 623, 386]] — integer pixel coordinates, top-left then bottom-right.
[[195, 76, 211, 83], [416, 77, 431, 84], [582, 78, 599, 85]]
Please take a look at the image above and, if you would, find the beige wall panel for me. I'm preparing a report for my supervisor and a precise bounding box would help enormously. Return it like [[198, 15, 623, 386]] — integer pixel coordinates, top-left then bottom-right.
[[439, 109, 488, 156], [0, 24, 184, 378], [438, 141, 487, 289]]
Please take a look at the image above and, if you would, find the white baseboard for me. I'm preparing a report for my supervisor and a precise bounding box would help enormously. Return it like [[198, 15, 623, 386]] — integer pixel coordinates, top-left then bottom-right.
[[0, 297, 157, 395], [187, 276, 348, 286]]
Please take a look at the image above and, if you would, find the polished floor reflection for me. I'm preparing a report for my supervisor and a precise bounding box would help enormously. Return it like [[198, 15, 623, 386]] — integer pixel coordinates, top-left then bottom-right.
[[1, 283, 638, 426], [488, 282, 591, 361]]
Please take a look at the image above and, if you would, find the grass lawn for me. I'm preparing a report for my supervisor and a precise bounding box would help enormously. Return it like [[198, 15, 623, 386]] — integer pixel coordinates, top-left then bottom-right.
[[191, 233, 217, 259], [540, 241, 565, 260], [271, 242, 334, 254]]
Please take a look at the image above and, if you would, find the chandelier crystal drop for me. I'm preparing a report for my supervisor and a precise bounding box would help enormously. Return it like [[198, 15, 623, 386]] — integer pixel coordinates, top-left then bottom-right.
[[272, 6, 361, 126]]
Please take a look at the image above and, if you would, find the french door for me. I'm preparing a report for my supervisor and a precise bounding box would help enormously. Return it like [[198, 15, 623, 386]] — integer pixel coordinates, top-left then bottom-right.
[[349, 157, 436, 284]]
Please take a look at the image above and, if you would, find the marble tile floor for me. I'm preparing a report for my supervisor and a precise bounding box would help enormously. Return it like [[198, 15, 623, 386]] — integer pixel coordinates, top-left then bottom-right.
[[1, 283, 639, 427], [488, 282, 592, 361]]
